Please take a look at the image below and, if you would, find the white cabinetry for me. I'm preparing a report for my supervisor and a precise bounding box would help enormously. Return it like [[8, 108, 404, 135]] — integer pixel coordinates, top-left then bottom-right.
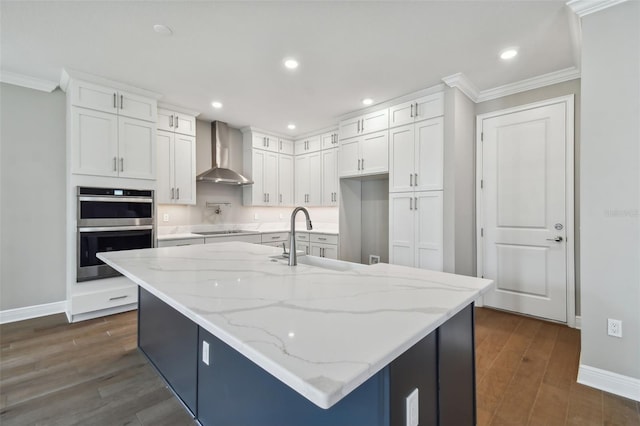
[[157, 237, 205, 247], [338, 130, 389, 178], [157, 131, 196, 205], [157, 108, 196, 136], [388, 92, 444, 128], [389, 191, 443, 271], [251, 131, 279, 153], [295, 233, 338, 259], [261, 232, 289, 248], [389, 117, 443, 192], [244, 148, 279, 206], [322, 148, 338, 205], [339, 108, 388, 139], [278, 154, 294, 206], [295, 135, 322, 154], [321, 131, 339, 150], [295, 151, 322, 205], [279, 138, 295, 155], [70, 80, 157, 122]]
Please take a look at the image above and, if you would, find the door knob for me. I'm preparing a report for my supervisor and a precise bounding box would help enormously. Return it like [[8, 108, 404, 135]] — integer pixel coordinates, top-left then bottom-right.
[[546, 236, 563, 242]]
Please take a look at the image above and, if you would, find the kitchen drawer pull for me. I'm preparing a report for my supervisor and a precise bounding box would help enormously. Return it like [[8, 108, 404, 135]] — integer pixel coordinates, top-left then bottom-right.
[[318, 237, 327, 241], [357, 159, 361, 170], [410, 198, 413, 210], [414, 173, 418, 185], [361, 159, 364, 169], [113, 157, 117, 172], [109, 295, 128, 301], [279, 194, 282, 203], [410, 103, 414, 118], [272, 236, 280, 239], [120, 157, 124, 172], [171, 188, 175, 199], [175, 116, 179, 128], [361, 119, 364, 132], [415, 102, 418, 117], [120, 95, 123, 109], [410, 174, 413, 186], [177, 188, 180, 199], [169, 115, 174, 127], [113, 93, 117, 108], [414, 197, 418, 210]]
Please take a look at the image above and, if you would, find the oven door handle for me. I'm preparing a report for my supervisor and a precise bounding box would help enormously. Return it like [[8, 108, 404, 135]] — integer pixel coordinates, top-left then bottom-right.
[[78, 196, 153, 203], [78, 225, 154, 232]]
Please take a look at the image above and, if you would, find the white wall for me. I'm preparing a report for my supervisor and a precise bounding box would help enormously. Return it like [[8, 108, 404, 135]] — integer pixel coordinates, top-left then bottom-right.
[[360, 178, 389, 264], [580, 1, 640, 382], [0, 83, 67, 310]]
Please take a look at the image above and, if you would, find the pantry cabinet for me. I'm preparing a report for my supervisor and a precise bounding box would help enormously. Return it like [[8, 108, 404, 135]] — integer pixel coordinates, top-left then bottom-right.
[[157, 108, 196, 136], [389, 191, 443, 271], [338, 130, 389, 178], [388, 92, 444, 128], [157, 131, 196, 205], [244, 148, 279, 206], [389, 117, 443, 193], [278, 154, 294, 206], [322, 148, 338, 206], [295, 152, 322, 206]]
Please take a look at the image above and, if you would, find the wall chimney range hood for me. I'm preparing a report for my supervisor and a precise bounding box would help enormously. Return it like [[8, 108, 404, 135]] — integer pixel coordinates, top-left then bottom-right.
[[196, 121, 253, 185]]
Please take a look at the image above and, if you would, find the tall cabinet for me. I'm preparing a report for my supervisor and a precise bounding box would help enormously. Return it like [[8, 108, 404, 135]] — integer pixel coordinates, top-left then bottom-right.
[[388, 92, 444, 271]]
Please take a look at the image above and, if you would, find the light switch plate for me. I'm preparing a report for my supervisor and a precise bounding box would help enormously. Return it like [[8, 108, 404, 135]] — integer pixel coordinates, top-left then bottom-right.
[[406, 388, 419, 426], [162, 213, 170, 222], [202, 340, 210, 365]]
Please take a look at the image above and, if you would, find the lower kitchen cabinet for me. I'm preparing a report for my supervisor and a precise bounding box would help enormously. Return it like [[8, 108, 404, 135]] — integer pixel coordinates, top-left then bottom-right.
[[389, 191, 443, 271], [157, 237, 204, 247]]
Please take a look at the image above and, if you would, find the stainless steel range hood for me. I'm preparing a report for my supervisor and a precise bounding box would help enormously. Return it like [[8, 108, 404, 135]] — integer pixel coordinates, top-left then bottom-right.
[[196, 121, 253, 185]]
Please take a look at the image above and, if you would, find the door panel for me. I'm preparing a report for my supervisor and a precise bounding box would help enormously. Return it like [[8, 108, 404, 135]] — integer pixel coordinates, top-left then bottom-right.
[[308, 152, 322, 205], [72, 108, 118, 176], [118, 117, 155, 179], [278, 154, 294, 206], [119, 90, 157, 122], [156, 131, 173, 204], [338, 138, 360, 177], [174, 134, 196, 204], [389, 193, 414, 267], [361, 131, 388, 175], [264, 151, 279, 205], [482, 102, 567, 322], [389, 125, 414, 192], [415, 192, 443, 271], [415, 117, 443, 191], [295, 155, 309, 205]]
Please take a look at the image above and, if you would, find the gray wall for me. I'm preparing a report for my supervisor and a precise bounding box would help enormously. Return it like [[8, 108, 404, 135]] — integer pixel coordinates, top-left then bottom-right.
[[0, 83, 67, 310], [475, 79, 582, 314], [360, 178, 389, 264], [580, 1, 639, 380]]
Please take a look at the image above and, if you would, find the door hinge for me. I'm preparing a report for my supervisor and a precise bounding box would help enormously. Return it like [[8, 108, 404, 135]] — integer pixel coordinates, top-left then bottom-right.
[[481, 228, 484, 237]]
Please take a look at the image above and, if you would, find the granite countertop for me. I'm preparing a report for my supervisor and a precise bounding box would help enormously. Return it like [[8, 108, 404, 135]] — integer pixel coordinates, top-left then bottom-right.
[[98, 242, 493, 409]]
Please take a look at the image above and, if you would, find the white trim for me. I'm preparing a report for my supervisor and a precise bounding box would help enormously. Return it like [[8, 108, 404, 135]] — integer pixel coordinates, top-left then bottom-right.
[[567, 0, 629, 17], [476, 67, 581, 103], [442, 73, 480, 102], [574, 315, 582, 329], [59, 68, 163, 100], [578, 364, 640, 402], [475, 95, 576, 326], [0, 301, 67, 324], [0, 70, 58, 92], [157, 102, 201, 118]]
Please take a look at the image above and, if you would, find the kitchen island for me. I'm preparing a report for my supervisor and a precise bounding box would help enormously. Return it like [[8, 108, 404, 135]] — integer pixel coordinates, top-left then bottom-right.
[[99, 242, 493, 426]]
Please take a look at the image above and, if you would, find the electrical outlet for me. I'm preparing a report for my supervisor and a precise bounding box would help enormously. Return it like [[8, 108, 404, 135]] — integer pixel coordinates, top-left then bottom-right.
[[162, 213, 170, 222], [254, 213, 259, 220], [369, 255, 380, 265], [607, 319, 622, 338], [406, 388, 419, 426]]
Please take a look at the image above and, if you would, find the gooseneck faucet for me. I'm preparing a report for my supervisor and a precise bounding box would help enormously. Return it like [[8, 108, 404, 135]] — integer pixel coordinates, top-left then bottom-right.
[[289, 207, 313, 266]]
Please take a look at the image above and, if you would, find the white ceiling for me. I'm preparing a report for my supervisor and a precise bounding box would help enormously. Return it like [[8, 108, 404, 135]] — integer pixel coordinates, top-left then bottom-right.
[[0, 1, 579, 136]]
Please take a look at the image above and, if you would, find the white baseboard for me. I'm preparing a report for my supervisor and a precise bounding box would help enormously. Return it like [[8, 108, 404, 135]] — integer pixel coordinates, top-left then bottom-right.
[[578, 364, 640, 402], [0, 300, 67, 324], [574, 315, 581, 329]]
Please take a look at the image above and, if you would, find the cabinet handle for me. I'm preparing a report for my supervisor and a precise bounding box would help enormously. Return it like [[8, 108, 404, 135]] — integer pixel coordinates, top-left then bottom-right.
[[175, 116, 179, 128], [267, 193, 270, 202], [414, 173, 418, 186], [410, 174, 413, 186], [306, 246, 310, 255], [120, 157, 124, 172], [272, 236, 280, 239], [357, 159, 361, 170], [318, 237, 327, 241], [361, 158, 364, 170], [410, 197, 413, 210], [171, 188, 175, 199], [415, 102, 418, 117], [120, 95, 123, 109], [410, 103, 414, 118], [169, 115, 174, 127], [414, 197, 418, 210], [113, 93, 117, 108], [109, 295, 128, 301], [357, 120, 360, 133], [263, 137, 266, 147], [279, 194, 282, 203], [177, 188, 180, 199], [267, 137, 269, 147], [280, 140, 282, 151], [113, 157, 117, 172], [361, 119, 364, 132]]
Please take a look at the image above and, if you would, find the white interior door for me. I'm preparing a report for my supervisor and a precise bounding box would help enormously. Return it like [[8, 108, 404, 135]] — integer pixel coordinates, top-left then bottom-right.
[[480, 102, 568, 322]]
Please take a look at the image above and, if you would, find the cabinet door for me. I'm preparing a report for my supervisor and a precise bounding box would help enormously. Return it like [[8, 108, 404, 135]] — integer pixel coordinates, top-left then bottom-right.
[[306, 135, 322, 153], [118, 117, 156, 179], [71, 107, 119, 177], [415, 191, 443, 271], [389, 100, 416, 128], [389, 124, 415, 192], [321, 132, 338, 150], [174, 134, 196, 205], [174, 114, 196, 136], [338, 138, 360, 178], [156, 131, 174, 204], [252, 133, 277, 152], [250, 149, 266, 206], [279, 139, 295, 155], [308, 152, 322, 206], [361, 108, 388, 135], [339, 116, 361, 140], [414, 92, 444, 122], [321, 244, 338, 259], [360, 130, 388, 175], [310, 244, 322, 257], [118, 90, 157, 122], [322, 148, 338, 205], [389, 193, 415, 267], [296, 241, 310, 256], [157, 109, 175, 133], [278, 154, 294, 206], [294, 155, 309, 205], [414, 117, 444, 191], [70, 81, 118, 114], [264, 151, 279, 205]]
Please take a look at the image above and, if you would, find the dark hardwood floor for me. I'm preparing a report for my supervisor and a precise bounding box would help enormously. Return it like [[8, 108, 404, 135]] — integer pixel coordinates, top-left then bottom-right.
[[1, 307, 638, 425]]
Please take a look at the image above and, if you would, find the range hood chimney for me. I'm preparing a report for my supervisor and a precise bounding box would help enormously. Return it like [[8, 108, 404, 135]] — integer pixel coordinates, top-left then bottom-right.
[[196, 121, 253, 185]]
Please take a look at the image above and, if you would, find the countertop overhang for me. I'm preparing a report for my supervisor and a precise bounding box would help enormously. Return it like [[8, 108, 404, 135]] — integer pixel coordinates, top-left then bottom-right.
[[98, 242, 493, 409]]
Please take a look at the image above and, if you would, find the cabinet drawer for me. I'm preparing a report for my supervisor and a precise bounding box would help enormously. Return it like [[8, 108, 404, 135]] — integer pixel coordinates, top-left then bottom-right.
[[72, 285, 138, 315], [205, 234, 261, 244], [310, 233, 338, 245], [261, 232, 289, 243], [295, 232, 310, 242], [262, 240, 290, 249], [157, 238, 205, 247]]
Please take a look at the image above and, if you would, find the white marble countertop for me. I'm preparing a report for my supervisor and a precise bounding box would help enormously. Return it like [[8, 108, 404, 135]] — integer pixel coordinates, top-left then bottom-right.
[[157, 227, 338, 241], [98, 242, 493, 409]]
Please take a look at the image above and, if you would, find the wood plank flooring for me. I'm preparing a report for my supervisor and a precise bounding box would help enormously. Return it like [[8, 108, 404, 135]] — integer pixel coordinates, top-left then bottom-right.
[[1, 307, 638, 425]]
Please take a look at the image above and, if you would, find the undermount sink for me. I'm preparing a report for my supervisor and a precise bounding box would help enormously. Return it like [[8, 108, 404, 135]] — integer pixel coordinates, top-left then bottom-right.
[[269, 254, 367, 272], [194, 230, 252, 236]]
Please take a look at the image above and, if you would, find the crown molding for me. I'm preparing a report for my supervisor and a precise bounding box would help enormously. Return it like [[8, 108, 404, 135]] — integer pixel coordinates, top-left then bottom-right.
[[0, 70, 58, 92], [60, 68, 163, 100], [158, 102, 200, 117], [442, 73, 480, 102], [476, 67, 581, 103], [566, 0, 629, 17]]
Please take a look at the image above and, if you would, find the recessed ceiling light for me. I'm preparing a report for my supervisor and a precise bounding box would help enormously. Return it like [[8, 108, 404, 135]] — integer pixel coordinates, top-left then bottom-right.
[[211, 101, 223, 109], [500, 49, 518, 60], [153, 24, 173, 36], [284, 58, 299, 69], [287, 123, 296, 130], [362, 98, 374, 106]]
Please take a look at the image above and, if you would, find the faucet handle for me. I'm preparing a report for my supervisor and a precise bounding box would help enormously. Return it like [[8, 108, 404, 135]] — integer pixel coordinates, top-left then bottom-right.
[[282, 242, 289, 257], [307, 219, 313, 230]]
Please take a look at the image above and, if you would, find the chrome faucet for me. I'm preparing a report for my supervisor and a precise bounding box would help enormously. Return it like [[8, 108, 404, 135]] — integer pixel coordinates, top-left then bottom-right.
[[289, 207, 313, 266]]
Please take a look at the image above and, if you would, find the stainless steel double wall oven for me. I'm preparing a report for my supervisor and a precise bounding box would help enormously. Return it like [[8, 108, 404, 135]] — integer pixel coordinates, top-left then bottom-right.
[[77, 187, 155, 281]]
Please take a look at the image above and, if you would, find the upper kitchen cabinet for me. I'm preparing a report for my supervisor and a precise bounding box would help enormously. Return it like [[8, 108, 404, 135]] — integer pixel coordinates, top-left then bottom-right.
[[338, 130, 389, 178], [157, 108, 197, 136], [388, 92, 444, 128], [295, 151, 322, 206], [321, 131, 339, 150], [157, 131, 196, 205], [389, 117, 444, 193], [68, 80, 157, 122], [278, 154, 294, 206], [242, 128, 284, 206], [295, 134, 322, 154], [339, 108, 389, 140], [250, 131, 279, 153], [278, 138, 295, 156]]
